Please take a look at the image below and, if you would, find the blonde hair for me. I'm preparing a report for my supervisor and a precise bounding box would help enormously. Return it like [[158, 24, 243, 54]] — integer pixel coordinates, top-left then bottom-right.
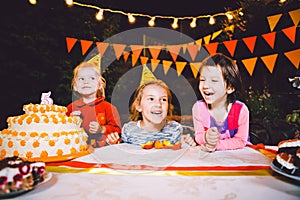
[[71, 62, 106, 98], [130, 79, 174, 121]]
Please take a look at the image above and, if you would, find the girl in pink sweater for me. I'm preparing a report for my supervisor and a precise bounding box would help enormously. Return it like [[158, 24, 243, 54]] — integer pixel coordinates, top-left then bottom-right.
[[192, 53, 250, 152]]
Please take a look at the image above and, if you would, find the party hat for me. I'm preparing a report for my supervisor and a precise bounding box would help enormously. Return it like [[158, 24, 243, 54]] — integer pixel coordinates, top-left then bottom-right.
[[87, 54, 101, 71], [140, 65, 157, 85]]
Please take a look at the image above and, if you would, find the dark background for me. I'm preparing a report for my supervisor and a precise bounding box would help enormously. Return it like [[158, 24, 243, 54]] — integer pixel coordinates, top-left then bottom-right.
[[0, 0, 299, 130]]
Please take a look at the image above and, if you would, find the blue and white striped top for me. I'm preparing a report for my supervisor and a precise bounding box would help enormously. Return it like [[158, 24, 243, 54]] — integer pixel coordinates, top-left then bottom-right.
[[121, 120, 182, 146]]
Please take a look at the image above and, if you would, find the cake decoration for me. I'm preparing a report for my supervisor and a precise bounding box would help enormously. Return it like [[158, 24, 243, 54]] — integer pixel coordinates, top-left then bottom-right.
[[40, 91, 53, 105]]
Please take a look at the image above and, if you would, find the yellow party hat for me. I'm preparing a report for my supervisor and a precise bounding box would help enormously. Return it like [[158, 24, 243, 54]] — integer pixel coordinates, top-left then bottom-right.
[[87, 54, 101, 71], [140, 65, 157, 85]]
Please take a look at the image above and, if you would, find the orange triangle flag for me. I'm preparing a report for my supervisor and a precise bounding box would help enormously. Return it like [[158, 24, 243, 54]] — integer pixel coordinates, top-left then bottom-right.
[[66, 37, 77, 53], [282, 26, 297, 43], [223, 40, 238, 57], [167, 45, 181, 62], [262, 32, 276, 49], [162, 60, 173, 75], [241, 57, 258, 76], [112, 44, 127, 60], [187, 44, 200, 61], [151, 59, 160, 72], [195, 38, 202, 45], [284, 49, 300, 69], [211, 29, 223, 41], [289, 9, 300, 26], [131, 49, 143, 67], [80, 40, 93, 56], [242, 36, 257, 53], [96, 42, 109, 58], [123, 51, 130, 62], [148, 47, 161, 60], [175, 61, 187, 77], [260, 54, 278, 74], [130, 45, 144, 53], [204, 42, 219, 55], [190, 62, 202, 78], [140, 56, 149, 66], [267, 14, 282, 32]]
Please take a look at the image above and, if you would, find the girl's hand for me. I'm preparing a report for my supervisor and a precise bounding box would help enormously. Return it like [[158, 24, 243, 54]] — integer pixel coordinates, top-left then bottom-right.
[[89, 121, 102, 134], [182, 134, 197, 147], [106, 132, 121, 145], [199, 143, 216, 152], [205, 127, 220, 146]]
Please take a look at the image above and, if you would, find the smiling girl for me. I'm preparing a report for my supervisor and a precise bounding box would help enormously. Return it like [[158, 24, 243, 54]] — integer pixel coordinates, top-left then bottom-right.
[[192, 53, 250, 152]]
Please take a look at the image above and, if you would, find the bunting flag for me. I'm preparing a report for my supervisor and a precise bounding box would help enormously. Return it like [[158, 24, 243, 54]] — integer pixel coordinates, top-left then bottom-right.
[[195, 38, 202, 45], [162, 60, 173, 75], [284, 49, 300, 69], [242, 36, 257, 54], [66, 37, 77, 53], [282, 26, 297, 43], [267, 14, 282, 32], [96, 42, 109, 58], [204, 42, 219, 55], [87, 54, 101, 70], [261, 32, 276, 49], [123, 51, 130, 62], [150, 59, 160, 72], [140, 65, 157, 85], [167, 45, 181, 62], [112, 44, 127, 60], [190, 62, 202, 78], [187, 44, 200, 61], [175, 61, 187, 77], [131, 49, 143, 67], [148, 47, 162, 60], [288, 9, 300, 26], [140, 56, 149, 66], [211, 29, 223, 41], [241, 57, 258, 76], [80, 40, 93, 56], [223, 40, 238, 57], [260, 54, 278, 74], [203, 35, 212, 44]]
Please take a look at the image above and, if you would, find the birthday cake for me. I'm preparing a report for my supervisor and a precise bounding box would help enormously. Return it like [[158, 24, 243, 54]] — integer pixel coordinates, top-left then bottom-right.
[[272, 139, 300, 176], [0, 92, 89, 162], [0, 156, 46, 194]]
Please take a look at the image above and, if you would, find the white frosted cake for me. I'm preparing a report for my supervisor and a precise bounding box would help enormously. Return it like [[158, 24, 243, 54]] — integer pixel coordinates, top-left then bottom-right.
[[0, 102, 88, 161]]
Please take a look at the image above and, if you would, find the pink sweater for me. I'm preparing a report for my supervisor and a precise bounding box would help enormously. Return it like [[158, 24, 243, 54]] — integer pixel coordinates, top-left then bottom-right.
[[192, 100, 250, 150]]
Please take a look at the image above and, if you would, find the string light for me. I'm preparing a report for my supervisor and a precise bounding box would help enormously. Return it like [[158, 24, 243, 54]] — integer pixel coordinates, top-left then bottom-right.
[[65, 0, 73, 6], [172, 18, 179, 29], [28, 0, 37, 5], [209, 16, 216, 25], [128, 13, 136, 23], [30, 1, 244, 29], [190, 18, 197, 28], [148, 17, 156, 27], [95, 9, 104, 21]]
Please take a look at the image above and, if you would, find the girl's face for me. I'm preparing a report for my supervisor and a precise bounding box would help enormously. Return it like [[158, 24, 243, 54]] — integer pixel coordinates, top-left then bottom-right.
[[199, 65, 233, 106], [136, 84, 169, 125], [74, 67, 102, 97]]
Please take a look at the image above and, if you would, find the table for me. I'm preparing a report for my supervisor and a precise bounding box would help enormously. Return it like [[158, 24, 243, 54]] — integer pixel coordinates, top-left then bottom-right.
[[15, 145, 300, 200]]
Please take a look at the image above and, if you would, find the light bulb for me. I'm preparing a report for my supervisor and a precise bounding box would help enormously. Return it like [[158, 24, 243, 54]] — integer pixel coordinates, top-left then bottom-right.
[[65, 0, 73, 6], [96, 9, 104, 21], [190, 18, 197, 28], [29, 0, 37, 5], [209, 16, 215, 25], [226, 12, 234, 21], [172, 18, 178, 29], [148, 17, 155, 27], [128, 14, 136, 23]]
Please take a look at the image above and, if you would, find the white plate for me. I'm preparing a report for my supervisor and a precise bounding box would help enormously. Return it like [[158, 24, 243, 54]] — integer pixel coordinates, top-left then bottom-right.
[[0, 172, 52, 198], [270, 162, 300, 181]]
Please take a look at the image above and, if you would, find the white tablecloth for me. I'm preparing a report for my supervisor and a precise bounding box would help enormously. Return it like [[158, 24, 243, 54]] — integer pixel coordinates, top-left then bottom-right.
[[13, 145, 300, 200]]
